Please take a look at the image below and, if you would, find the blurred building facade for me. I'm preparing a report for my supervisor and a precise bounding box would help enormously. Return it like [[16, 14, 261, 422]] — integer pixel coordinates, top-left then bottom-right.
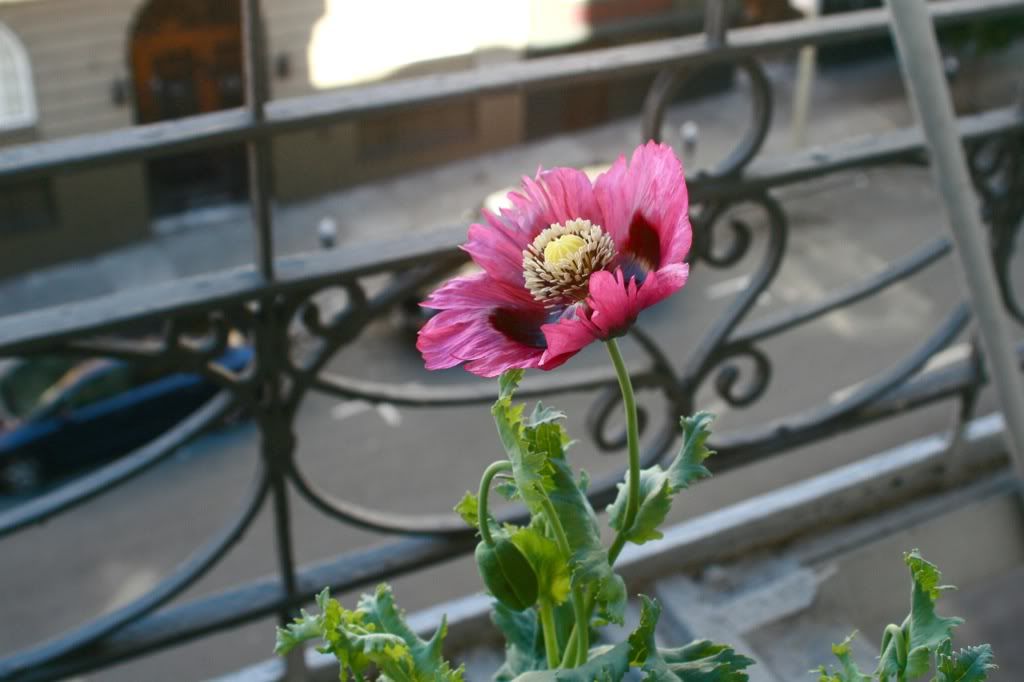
[[0, 0, 712, 278]]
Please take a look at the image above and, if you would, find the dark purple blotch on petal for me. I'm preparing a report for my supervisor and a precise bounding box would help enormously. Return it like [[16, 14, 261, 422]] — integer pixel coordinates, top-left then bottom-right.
[[490, 307, 549, 348], [624, 212, 661, 272]]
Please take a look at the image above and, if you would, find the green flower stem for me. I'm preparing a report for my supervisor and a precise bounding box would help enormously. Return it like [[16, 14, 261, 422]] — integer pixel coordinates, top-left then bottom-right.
[[538, 599, 560, 669], [539, 496, 589, 668], [556, 338, 642, 660], [478, 460, 513, 545], [883, 623, 908, 671], [605, 337, 640, 564]]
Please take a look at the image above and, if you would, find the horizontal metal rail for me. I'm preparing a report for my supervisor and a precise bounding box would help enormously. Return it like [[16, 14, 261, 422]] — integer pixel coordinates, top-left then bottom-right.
[[0, 105, 1020, 354], [0, 0, 1018, 183]]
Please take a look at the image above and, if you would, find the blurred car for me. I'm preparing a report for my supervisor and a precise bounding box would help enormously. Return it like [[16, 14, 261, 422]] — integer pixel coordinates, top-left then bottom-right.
[[0, 345, 252, 493], [0, 355, 79, 427]]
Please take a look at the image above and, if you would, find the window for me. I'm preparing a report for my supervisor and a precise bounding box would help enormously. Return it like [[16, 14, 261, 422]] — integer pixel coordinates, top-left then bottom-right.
[[0, 22, 36, 131]]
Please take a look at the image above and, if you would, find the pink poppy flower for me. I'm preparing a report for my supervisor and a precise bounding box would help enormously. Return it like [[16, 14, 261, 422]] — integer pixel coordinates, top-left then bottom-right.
[[417, 141, 692, 377]]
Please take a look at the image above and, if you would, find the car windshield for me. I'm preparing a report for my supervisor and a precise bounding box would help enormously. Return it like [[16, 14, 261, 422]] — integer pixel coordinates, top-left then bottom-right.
[[26, 360, 135, 421], [0, 356, 79, 419]]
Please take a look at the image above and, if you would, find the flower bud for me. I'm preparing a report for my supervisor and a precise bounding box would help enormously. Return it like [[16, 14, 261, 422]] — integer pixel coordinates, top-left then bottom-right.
[[475, 538, 539, 611]]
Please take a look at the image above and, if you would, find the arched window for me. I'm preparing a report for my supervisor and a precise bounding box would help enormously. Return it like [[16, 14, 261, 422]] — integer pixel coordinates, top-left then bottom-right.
[[0, 23, 36, 131]]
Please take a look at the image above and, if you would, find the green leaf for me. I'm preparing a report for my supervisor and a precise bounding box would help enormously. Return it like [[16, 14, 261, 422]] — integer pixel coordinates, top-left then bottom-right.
[[876, 550, 963, 680], [496, 478, 520, 501], [511, 642, 632, 681], [655, 639, 755, 682], [510, 523, 571, 605], [357, 584, 465, 681], [813, 632, 871, 682], [493, 602, 546, 681], [935, 642, 998, 682], [607, 413, 716, 546], [454, 491, 479, 528], [542, 437, 626, 625], [629, 596, 754, 681], [904, 550, 963, 677], [492, 372, 626, 626], [607, 468, 674, 544], [492, 372, 555, 515], [275, 588, 414, 681], [665, 413, 716, 491], [526, 401, 567, 428]]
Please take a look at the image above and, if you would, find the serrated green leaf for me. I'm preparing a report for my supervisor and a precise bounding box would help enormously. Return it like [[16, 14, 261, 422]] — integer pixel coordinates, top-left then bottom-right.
[[275, 588, 415, 681], [813, 632, 871, 682], [526, 401, 567, 428], [608, 468, 674, 544], [545, 449, 626, 625], [626, 596, 753, 682], [607, 413, 716, 547], [904, 551, 963, 678], [510, 523, 571, 605], [357, 584, 465, 681], [655, 639, 755, 682], [492, 372, 626, 626], [492, 373, 555, 515], [511, 641, 632, 681], [935, 642, 997, 682], [492, 602, 546, 681], [455, 491, 479, 528], [876, 551, 963, 681], [665, 413, 715, 491], [496, 478, 520, 501]]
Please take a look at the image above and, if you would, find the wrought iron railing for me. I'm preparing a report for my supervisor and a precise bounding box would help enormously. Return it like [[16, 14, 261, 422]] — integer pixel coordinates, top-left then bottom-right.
[[0, 0, 1022, 679]]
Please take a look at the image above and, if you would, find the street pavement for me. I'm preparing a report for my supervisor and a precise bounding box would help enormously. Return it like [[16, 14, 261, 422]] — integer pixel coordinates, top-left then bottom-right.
[[0, 52, 1022, 681]]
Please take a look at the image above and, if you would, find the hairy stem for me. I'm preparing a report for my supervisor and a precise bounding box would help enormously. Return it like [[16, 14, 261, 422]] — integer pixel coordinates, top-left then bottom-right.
[[605, 337, 641, 564], [540, 496, 589, 667], [477, 460, 513, 545], [883, 623, 908, 672], [556, 338, 643, 659], [538, 599, 560, 669]]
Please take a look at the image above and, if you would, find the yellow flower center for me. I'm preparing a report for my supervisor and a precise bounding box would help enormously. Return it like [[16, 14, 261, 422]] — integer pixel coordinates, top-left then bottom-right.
[[522, 219, 616, 305], [543, 234, 587, 265]]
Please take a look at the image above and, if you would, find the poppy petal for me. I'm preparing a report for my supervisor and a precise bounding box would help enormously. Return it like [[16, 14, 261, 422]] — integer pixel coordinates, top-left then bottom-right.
[[594, 141, 692, 268]]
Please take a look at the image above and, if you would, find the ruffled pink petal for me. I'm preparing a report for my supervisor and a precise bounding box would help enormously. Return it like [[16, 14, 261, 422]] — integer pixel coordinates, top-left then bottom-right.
[[463, 167, 603, 286], [593, 141, 692, 270], [417, 273, 551, 377], [421, 271, 536, 310], [540, 313, 601, 369], [418, 309, 546, 376], [635, 262, 690, 311], [539, 263, 691, 360], [584, 269, 638, 338]]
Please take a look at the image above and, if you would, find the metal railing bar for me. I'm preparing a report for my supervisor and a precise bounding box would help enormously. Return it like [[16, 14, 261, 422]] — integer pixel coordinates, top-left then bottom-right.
[[695, 105, 1024, 200], [0, 464, 270, 681], [0, 391, 236, 539], [0, 109, 254, 182], [713, 304, 973, 464], [731, 237, 953, 344], [0, 0, 1019, 185], [1, 105, 1018, 357], [242, 0, 275, 280], [25, 534, 474, 682], [262, 0, 1021, 133], [888, 0, 1024, 478]]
